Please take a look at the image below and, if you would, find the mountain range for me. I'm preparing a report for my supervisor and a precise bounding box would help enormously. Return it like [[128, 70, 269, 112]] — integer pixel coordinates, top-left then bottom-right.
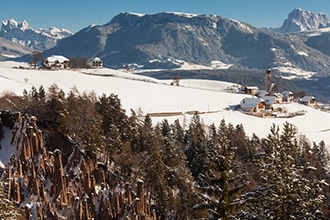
[[27, 9, 330, 77], [0, 18, 72, 52], [1, 8, 330, 99]]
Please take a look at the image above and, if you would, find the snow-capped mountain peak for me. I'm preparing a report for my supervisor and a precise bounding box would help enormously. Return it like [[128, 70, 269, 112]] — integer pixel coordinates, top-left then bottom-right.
[[0, 18, 72, 51], [2, 18, 32, 32], [280, 8, 330, 32]]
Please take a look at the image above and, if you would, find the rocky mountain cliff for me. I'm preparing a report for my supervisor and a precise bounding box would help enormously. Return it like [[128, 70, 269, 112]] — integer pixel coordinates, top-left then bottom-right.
[[0, 19, 72, 51], [280, 8, 330, 33], [0, 110, 156, 219], [40, 11, 330, 77]]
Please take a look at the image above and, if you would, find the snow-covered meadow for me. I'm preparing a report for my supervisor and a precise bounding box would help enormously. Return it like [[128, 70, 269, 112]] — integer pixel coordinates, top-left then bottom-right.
[[1, 61, 330, 149]]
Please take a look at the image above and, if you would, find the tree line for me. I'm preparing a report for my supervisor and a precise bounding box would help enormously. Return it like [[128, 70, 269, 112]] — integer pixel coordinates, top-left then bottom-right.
[[0, 85, 329, 219]]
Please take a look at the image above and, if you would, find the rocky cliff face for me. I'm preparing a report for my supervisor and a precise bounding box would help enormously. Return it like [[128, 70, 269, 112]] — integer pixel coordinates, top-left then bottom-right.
[[0, 110, 155, 219], [0, 19, 72, 51], [280, 8, 330, 33]]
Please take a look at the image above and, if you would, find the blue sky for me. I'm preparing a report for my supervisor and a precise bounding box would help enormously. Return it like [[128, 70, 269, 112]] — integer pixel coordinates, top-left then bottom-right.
[[1, 0, 329, 33]]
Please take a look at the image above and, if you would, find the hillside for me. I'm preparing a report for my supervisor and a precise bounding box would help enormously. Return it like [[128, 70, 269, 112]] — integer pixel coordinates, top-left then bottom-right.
[[3, 10, 330, 103], [0, 61, 330, 219], [0, 37, 33, 61], [0, 61, 329, 148], [30, 11, 330, 78]]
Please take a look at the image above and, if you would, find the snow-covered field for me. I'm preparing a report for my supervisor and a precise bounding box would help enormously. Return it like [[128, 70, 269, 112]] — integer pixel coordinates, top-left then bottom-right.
[[1, 61, 330, 149]]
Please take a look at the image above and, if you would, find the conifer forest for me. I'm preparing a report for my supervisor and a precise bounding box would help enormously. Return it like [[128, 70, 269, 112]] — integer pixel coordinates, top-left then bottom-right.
[[0, 85, 329, 219]]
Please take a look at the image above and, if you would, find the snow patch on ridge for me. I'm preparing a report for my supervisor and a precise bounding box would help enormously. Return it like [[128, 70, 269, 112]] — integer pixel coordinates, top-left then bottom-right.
[[275, 66, 316, 79], [297, 51, 308, 56]]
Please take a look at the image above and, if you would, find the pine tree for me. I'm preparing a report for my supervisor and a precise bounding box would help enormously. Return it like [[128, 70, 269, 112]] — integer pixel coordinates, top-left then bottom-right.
[[66, 89, 104, 159], [232, 124, 254, 162], [185, 114, 208, 180], [144, 125, 169, 219], [138, 114, 153, 152], [159, 120, 196, 218], [184, 114, 215, 218], [21, 86, 47, 119], [171, 119, 185, 147], [127, 109, 140, 153], [201, 120, 247, 219], [96, 93, 129, 164], [46, 84, 68, 130], [241, 122, 326, 219]]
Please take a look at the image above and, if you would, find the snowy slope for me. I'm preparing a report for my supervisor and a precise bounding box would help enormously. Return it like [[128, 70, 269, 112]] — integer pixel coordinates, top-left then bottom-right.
[[0, 61, 329, 149]]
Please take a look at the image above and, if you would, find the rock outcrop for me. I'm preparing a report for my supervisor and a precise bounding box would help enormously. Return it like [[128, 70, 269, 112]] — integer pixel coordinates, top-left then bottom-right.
[[0, 110, 155, 219]]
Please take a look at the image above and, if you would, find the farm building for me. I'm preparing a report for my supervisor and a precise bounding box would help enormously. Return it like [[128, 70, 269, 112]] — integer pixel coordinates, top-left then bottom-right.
[[282, 91, 294, 102], [88, 57, 103, 68], [300, 96, 316, 106], [240, 97, 265, 112], [42, 55, 69, 69], [244, 86, 259, 95]]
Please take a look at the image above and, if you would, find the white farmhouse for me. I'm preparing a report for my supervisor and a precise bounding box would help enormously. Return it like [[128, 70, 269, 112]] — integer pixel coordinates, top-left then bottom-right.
[[42, 55, 69, 69], [240, 97, 265, 112], [87, 57, 103, 68]]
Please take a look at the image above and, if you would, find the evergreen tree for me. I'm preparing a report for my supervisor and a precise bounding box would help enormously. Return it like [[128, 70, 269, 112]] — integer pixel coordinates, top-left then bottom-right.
[[232, 124, 254, 162], [96, 93, 129, 141], [171, 119, 185, 147], [144, 125, 169, 219], [312, 140, 330, 169], [160, 120, 196, 218], [66, 88, 104, 159], [127, 109, 141, 153], [202, 120, 247, 219], [96, 93, 129, 164], [22, 86, 47, 119], [240, 123, 326, 219], [184, 114, 210, 218], [138, 114, 153, 152], [46, 84, 68, 130], [185, 114, 208, 180]]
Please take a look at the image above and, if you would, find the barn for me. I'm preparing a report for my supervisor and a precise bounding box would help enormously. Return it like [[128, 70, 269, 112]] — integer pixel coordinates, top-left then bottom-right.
[[42, 55, 69, 69]]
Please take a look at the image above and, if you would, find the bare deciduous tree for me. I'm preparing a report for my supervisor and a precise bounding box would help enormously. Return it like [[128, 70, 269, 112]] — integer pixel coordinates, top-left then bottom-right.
[[30, 51, 44, 69], [172, 75, 181, 86]]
